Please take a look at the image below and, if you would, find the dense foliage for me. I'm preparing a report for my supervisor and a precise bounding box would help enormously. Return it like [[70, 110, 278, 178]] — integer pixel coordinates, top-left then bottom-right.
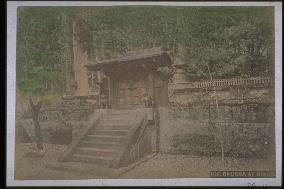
[[17, 6, 274, 96]]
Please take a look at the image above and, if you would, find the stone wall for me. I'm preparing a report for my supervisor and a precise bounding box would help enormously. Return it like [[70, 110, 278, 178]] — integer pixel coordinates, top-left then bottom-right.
[[162, 76, 275, 156], [158, 100, 274, 157], [169, 85, 274, 106], [17, 105, 98, 144], [159, 107, 210, 153], [17, 119, 72, 144]]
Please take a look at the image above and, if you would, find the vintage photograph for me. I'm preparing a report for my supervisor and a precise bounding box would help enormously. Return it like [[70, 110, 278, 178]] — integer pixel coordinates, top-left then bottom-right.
[[10, 3, 279, 183]]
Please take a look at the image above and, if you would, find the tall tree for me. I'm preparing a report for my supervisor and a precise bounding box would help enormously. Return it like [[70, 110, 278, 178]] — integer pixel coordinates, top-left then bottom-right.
[[17, 7, 274, 97]]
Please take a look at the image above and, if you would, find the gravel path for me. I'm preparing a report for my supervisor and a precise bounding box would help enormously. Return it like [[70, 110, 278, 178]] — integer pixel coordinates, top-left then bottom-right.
[[121, 154, 275, 178], [14, 143, 275, 180], [15, 143, 103, 180]]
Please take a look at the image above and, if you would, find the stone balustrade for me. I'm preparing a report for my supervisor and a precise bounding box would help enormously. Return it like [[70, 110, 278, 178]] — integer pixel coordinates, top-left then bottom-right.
[[169, 77, 273, 90]]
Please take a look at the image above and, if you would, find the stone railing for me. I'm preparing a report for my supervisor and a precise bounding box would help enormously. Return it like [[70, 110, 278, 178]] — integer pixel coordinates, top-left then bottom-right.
[[194, 77, 272, 88], [169, 77, 273, 90]]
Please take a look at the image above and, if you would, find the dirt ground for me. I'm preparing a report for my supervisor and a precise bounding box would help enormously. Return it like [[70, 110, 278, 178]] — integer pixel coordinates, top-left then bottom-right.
[[14, 143, 275, 180]]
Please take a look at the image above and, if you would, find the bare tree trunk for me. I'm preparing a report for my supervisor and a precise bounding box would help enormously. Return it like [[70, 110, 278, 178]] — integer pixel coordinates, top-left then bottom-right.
[[29, 98, 43, 150]]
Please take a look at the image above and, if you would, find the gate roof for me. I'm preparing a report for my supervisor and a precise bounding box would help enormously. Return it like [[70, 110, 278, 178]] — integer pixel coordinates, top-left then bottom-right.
[[85, 47, 172, 71]]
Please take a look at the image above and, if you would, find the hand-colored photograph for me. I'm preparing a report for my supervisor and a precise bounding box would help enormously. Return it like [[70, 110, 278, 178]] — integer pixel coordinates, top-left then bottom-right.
[[13, 5, 277, 181]]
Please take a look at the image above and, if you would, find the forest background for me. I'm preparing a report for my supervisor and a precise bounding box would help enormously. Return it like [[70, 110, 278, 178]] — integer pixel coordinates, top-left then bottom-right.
[[16, 6, 274, 104]]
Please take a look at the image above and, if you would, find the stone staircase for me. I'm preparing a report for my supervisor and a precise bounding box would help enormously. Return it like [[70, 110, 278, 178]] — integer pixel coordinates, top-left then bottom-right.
[[59, 109, 151, 168]]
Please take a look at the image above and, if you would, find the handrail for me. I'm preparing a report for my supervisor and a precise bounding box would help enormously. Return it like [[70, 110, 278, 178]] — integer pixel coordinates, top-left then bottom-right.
[[136, 118, 148, 145], [58, 114, 101, 162], [130, 116, 149, 160], [110, 113, 147, 168]]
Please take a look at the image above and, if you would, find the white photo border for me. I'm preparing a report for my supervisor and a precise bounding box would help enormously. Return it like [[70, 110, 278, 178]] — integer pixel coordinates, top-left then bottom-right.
[[6, 1, 282, 186]]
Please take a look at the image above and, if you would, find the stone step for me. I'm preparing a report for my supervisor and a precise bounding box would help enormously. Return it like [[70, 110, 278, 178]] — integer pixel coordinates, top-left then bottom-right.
[[105, 114, 136, 120], [80, 140, 118, 149], [85, 134, 124, 143], [99, 119, 131, 126], [101, 117, 132, 121], [70, 154, 112, 165], [74, 147, 116, 157], [89, 129, 129, 136], [95, 125, 132, 131], [108, 110, 137, 115]]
